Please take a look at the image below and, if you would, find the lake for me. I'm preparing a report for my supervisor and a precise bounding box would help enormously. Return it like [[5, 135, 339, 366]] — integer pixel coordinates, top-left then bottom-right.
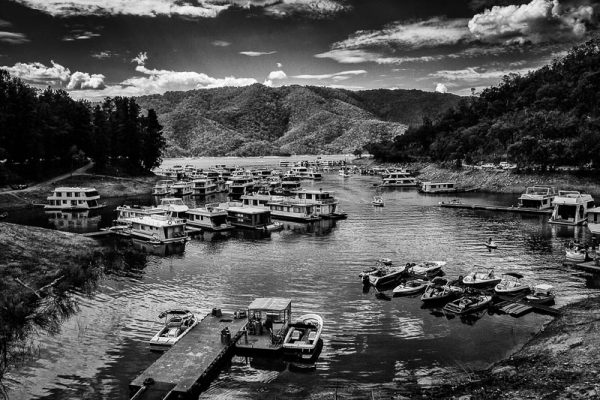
[[4, 157, 598, 399]]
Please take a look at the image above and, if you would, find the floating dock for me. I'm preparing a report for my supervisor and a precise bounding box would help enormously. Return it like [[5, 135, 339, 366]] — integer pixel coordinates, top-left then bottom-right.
[[439, 203, 553, 215], [129, 312, 247, 400], [494, 294, 560, 316]]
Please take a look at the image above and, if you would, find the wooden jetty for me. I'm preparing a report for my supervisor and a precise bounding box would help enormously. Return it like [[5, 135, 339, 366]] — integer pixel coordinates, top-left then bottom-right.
[[572, 260, 600, 274], [494, 294, 560, 316], [439, 203, 553, 215], [82, 230, 114, 238], [130, 311, 247, 400]]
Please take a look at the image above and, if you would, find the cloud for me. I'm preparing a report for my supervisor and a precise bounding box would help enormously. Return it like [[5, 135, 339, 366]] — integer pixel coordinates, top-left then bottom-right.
[[267, 70, 287, 80], [315, 49, 446, 65], [2, 60, 71, 83], [91, 51, 116, 59], [277, 62, 282, 68], [11, 0, 348, 19], [429, 66, 537, 82], [239, 51, 277, 57], [132, 52, 148, 65], [292, 69, 367, 80], [0, 31, 29, 44], [468, 0, 595, 44], [63, 30, 101, 41], [212, 40, 231, 47], [67, 71, 106, 90], [435, 83, 448, 93]]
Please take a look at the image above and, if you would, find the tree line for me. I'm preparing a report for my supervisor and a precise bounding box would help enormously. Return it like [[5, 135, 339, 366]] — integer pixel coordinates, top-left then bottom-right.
[[367, 37, 600, 170], [0, 69, 165, 184]]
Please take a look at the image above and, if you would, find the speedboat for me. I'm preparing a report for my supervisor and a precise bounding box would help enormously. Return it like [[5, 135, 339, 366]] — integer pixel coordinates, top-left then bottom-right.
[[359, 259, 406, 287], [148, 309, 198, 351], [494, 272, 530, 294], [525, 284, 555, 305], [443, 294, 493, 315], [406, 261, 446, 276], [565, 242, 587, 262], [392, 279, 428, 295], [372, 196, 384, 207], [462, 268, 502, 288], [421, 277, 463, 303], [283, 313, 323, 361]]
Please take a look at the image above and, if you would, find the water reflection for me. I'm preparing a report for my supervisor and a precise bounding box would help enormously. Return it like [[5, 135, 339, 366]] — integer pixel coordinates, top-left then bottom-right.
[[131, 239, 186, 257], [45, 210, 101, 233]]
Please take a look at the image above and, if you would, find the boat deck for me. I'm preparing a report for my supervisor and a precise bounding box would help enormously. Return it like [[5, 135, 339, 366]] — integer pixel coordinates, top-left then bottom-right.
[[494, 294, 560, 316], [236, 331, 284, 354], [129, 312, 246, 399], [439, 203, 553, 215]]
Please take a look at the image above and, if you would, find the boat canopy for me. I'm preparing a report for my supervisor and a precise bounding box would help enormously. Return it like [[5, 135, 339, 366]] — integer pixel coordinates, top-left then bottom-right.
[[503, 272, 524, 279], [248, 297, 291, 312]]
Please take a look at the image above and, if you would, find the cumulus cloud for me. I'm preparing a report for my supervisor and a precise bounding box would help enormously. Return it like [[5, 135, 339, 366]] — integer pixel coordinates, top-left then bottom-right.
[[430, 66, 537, 82], [277, 62, 282, 68], [239, 51, 277, 56], [292, 69, 367, 80], [267, 70, 287, 80], [315, 49, 446, 65], [63, 30, 101, 41], [212, 40, 231, 47], [0, 31, 29, 44], [11, 0, 348, 19], [2, 60, 71, 84], [435, 83, 448, 93], [67, 71, 106, 89], [91, 50, 116, 59], [132, 52, 148, 66], [468, 0, 595, 44]]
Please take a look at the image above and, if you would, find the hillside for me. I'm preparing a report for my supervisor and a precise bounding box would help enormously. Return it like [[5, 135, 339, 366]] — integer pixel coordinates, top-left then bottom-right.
[[136, 85, 460, 156], [371, 37, 600, 168]]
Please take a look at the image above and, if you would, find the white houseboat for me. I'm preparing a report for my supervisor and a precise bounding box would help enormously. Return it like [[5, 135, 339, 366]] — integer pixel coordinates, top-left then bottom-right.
[[170, 180, 193, 196], [549, 191, 595, 225], [224, 206, 280, 230], [381, 172, 418, 187], [518, 186, 556, 209], [280, 176, 302, 194], [228, 176, 255, 198], [307, 168, 322, 180], [191, 179, 217, 196], [267, 200, 320, 222], [157, 197, 189, 219], [186, 204, 232, 231], [586, 207, 600, 234], [152, 180, 174, 196], [45, 187, 104, 210], [419, 182, 457, 193], [292, 189, 339, 218], [120, 215, 187, 244]]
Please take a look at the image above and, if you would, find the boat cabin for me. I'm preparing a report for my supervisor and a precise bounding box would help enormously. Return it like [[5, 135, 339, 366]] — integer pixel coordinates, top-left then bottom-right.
[[157, 197, 189, 219], [518, 186, 556, 209], [225, 206, 274, 230], [267, 200, 320, 221], [191, 179, 217, 196], [292, 189, 338, 216], [186, 204, 231, 231], [152, 180, 174, 196], [45, 187, 103, 210], [586, 207, 600, 234], [420, 182, 456, 193], [237, 297, 292, 353], [116, 205, 167, 224], [549, 191, 595, 225], [124, 215, 187, 243]]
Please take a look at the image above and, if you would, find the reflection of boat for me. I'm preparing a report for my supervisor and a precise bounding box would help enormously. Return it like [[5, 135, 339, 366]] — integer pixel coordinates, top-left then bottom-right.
[[45, 187, 104, 210], [148, 309, 198, 351], [518, 186, 556, 209], [46, 210, 101, 233], [421, 277, 463, 303], [525, 284, 555, 305], [549, 191, 595, 226], [283, 313, 323, 361], [443, 294, 492, 315], [392, 279, 428, 295], [372, 196, 384, 207], [494, 272, 530, 294], [132, 238, 186, 256], [359, 259, 406, 287], [462, 268, 502, 288]]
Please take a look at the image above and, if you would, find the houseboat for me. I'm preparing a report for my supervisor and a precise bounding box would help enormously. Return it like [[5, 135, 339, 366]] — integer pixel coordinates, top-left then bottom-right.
[[228, 176, 255, 198], [152, 180, 174, 196], [191, 179, 217, 196], [224, 206, 281, 231], [549, 191, 595, 226], [115, 205, 167, 225], [170, 180, 193, 196], [419, 182, 457, 193], [292, 189, 339, 218], [157, 197, 189, 219], [236, 297, 292, 355], [307, 168, 322, 180], [518, 186, 556, 209], [290, 166, 309, 178], [267, 200, 320, 222], [587, 207, 600, 234], [381, 172, 418, 187], [280, 176, 302, 195], [186, 204, 232, 231], [45, 187, 104, 210], [119, 215, 187, 244]]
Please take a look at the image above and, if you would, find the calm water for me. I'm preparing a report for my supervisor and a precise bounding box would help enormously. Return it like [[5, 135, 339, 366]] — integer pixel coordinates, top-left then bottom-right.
[[4, 158, 599, 399]]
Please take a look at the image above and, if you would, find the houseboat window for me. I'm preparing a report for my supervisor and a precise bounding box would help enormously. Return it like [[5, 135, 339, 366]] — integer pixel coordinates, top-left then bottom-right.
[[56, 192, 62, 197], [66, 192, 72, 197]]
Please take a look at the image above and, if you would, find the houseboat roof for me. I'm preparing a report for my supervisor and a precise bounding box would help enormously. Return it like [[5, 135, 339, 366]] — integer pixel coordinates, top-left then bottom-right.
[[128, 215, 185, 227], [52, 187, 98, 192], [247, 297, 292, 311], [226, 206, 269, 214], [292, 189, 334, 194], [187, 206, 227, 215], [421, 182, 455, 185]]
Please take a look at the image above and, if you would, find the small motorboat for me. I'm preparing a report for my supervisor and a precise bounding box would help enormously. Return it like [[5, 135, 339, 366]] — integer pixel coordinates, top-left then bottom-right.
[[443, 294, 493, 315], [421, 277, 464, 303], [283, 313, 323, 361], [372, 196, 384, 207], [494, 272, 530, 294], [359, 258, 406, 287], [484, 240, 498, 249], [462, 268, 502, 288], [565, 243, 587, 262], [148, 309, 198, 351], [525, 284, 555, 305], [392, 279, 428, 295], [407, 261, 446, 276]]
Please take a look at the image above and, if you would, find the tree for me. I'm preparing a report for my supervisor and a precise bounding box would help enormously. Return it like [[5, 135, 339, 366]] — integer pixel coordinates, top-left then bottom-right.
[[140, 109, 166, 170]]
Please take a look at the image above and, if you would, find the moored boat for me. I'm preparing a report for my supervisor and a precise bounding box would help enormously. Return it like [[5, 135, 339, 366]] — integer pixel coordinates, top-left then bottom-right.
[[186, 204, 232, 231], [494, 272, 530, 294], [157, 197, 189, 219], [152, 180, 174, 196], [360, 258, 406, 287], [392, 279, 428, 295], [419, 182, 457, 193], [237, 298, 292, 354], [372, 196, 384, 207], [170, 180, 193, 196], [421, 277, 464, 303], [549, 190, 595, 226], [565, 242, 587, 262], [116, 215, 187, 244], [518, 186, 556, 209], [406, 261, 446, 276], [45, 187, 104, 210], [524, 284, 555, 305], [462, 268, 502, 288], [282, 313, 323, 360], [443, 294, 493, 314], [587, 207, 600, 234], [148, 309, 198, 351]]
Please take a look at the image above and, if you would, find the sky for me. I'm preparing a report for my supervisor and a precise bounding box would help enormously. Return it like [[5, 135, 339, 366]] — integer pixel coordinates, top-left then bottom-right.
[[0, 0, 598, 100]]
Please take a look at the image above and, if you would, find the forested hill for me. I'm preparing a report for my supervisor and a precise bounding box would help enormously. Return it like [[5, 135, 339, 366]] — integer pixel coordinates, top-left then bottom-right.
[[136, 85, 460, 156], [370, 38, 600, 168]]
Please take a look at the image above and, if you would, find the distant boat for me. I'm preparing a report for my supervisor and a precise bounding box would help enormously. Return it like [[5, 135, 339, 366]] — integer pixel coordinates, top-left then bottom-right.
[[372, 196, 384, 207], [484, 241, 498, 249]]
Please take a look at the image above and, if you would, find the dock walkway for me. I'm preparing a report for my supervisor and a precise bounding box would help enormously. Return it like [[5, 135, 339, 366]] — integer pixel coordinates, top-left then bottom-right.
[[130, 312, 246, 400], [440, 203, 553, 215]]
